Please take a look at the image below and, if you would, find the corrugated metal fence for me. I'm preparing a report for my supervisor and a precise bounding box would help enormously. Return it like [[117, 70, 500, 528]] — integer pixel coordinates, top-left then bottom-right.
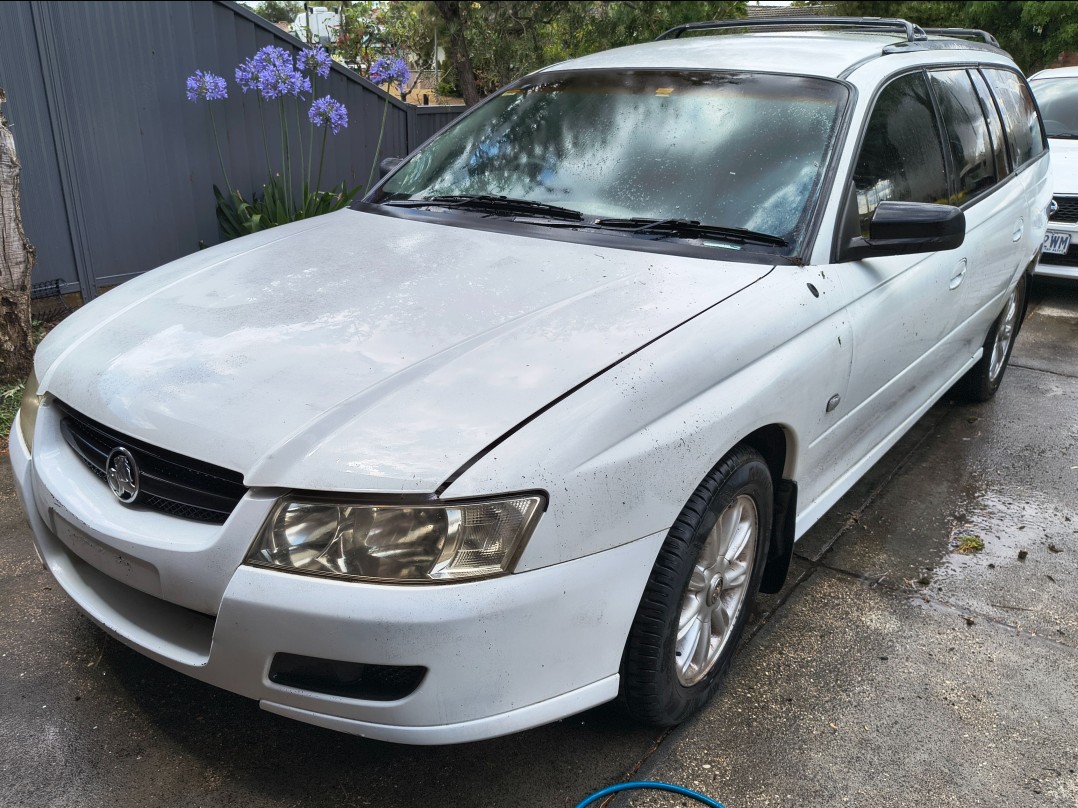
[[0, 0, 465, 301]]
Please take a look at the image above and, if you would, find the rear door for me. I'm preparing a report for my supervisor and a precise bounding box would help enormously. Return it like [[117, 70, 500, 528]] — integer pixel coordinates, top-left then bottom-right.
[[925, 67, 1019, 359], [980, 66, 1051, 284]]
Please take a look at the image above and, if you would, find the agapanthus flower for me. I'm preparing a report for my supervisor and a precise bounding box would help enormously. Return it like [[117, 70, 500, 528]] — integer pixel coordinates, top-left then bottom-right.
[[253, 45, 292, 72], [370, 56, 411, 92], [236, 46, 311, 100], [258, 64, 312, 100], [235, 57, 260, 93], [185, 70, 228, 102], [300, 46, 332, 79], [308, 96, 348, 134]]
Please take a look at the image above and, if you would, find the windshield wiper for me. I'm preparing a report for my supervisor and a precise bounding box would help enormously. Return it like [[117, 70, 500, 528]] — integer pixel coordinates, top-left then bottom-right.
[[1049, 133, 1078, 140], [592, 217, 788, 247], [383, 194, 584, 221]]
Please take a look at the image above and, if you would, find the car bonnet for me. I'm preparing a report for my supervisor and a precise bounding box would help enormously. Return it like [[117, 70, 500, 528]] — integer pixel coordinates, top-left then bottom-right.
[[36, 209, 772, 493]]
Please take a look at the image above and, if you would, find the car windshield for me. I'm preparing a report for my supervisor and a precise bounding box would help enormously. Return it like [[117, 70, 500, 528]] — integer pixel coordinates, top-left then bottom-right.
[[1030, 77, 1078, 138], [374, 70, 849, 252]]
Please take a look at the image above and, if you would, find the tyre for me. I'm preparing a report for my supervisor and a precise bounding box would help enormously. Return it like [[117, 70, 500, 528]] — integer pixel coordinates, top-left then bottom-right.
[[958, 274, 1026, 402], [621, 445, 772, 726]]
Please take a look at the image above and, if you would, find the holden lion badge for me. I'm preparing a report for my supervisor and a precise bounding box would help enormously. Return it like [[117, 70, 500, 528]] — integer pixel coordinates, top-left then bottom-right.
[[105, 447, 140, 504]]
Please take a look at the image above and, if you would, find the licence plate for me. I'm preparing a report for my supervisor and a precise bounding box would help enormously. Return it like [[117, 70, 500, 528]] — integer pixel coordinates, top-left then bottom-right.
[[1043, 231, 1071, 255], [51, 511, 161, 595]]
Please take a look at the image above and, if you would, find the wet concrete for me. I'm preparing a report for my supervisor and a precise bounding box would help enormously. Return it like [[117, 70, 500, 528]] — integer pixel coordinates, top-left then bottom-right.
[[2, 278, 1077, 807], [621, 569, 1078, 808]]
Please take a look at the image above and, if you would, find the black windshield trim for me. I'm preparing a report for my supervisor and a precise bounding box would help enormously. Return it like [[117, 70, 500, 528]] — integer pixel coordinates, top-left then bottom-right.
[[353, 202, 796, 265]]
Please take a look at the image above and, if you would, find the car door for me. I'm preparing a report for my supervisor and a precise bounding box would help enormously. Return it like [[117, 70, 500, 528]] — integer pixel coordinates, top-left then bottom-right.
[[925, 67, 1020, 364], [823, 70, 965, 471], [979, 66, 1051, 290]]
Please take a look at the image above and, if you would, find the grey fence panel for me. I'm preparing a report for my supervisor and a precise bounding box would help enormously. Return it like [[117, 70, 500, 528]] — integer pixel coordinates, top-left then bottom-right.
[[0, 0, 464, 299], [35, 1, 215, 290], [414, 106, 468, 148], [0, 2, 81, 295]]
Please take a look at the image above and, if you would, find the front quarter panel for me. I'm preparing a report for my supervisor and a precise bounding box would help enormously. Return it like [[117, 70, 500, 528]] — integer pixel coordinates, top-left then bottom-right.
[[445, 264, 855, 572]]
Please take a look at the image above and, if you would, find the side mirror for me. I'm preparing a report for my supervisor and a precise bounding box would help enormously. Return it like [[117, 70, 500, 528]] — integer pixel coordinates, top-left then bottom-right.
[[839, 201, 965, 261], [379, 157, 403, 178]]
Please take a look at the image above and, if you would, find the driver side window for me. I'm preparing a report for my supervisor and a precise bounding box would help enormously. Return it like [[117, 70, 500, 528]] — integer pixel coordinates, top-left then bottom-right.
[[854, 72, 950, 237]]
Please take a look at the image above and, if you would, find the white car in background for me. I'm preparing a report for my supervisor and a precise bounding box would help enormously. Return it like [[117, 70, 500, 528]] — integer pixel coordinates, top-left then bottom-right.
[[1030, 66, 1078, 279], [291, 6, 340, 46], [10, 18, 1049, 744]]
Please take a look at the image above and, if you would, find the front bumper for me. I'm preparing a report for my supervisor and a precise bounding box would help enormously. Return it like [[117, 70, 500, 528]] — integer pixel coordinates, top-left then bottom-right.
[[9, 405, 665, 744]]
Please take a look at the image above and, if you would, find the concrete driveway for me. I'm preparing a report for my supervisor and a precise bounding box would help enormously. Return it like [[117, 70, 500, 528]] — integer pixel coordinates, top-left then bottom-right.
[[2, 279, 1076, 808]]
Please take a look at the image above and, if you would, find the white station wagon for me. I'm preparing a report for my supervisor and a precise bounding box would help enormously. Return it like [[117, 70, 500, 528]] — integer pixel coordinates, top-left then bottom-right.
[[10, 18, 1049, 744], [1029, 65, 1078, 279]]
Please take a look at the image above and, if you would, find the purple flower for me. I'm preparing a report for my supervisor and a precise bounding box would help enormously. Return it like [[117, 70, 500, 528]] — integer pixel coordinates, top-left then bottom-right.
[[300, 46, 332, 79], [235, 58, 260, 93], [258, 65, 311, 100], [370, 57, 410, 92], [253, 45, 292, 72], [236, 46, 310, 100], [309, 96, 348, 134], [185, 70, 228, 102]]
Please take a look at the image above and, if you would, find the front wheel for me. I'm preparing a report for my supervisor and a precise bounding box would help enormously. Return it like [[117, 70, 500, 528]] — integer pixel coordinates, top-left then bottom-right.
[[958, 274, 1026, 403], [621, 445, 772, 726]]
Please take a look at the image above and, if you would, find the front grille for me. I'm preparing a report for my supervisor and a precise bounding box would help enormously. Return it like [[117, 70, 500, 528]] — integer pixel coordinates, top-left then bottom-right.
[[57, 401, 247, 524], [1050, 195, 1078, 224], [1040, 244, 1078, 267]]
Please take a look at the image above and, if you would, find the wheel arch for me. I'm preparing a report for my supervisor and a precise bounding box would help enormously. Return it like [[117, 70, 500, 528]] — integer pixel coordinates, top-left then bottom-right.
[[739, 424, 798, 594]]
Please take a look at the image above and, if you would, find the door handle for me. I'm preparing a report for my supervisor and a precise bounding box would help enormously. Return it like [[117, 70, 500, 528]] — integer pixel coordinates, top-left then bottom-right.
[[1012, 218, 1024, 243], [949, 258, 967, 290]]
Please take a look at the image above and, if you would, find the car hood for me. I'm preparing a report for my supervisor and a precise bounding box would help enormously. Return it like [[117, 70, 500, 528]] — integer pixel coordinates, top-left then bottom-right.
[[1049, 137, 1078, 193], [37, 209, 771, 493]]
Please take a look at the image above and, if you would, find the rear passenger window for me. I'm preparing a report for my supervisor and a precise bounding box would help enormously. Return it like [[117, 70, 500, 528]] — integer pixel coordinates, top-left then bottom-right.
[[929, 70, 996, 203], [853, 72, 949, 237], [969, 69, 1010, 180], [983, 68, 1047, 168]]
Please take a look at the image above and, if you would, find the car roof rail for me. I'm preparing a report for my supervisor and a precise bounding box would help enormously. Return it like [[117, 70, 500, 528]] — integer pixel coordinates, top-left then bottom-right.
[[920, 27, 1000, 47], [654, 17, 929, 42]]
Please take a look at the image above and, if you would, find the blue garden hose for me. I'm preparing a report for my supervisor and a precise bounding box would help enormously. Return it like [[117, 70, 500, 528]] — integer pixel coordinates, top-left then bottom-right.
[[575, 781, 727, 808]]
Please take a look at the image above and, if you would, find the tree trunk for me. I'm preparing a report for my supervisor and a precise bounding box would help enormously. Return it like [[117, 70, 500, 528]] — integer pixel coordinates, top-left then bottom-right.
[[0, 86, 36, 383], [433, 0, 481, 106]]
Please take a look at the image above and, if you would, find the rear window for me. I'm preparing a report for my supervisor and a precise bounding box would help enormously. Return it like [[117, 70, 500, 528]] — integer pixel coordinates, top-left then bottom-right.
[[969, 70, 1010, 181], [928, 69, 997, 204], [983, 68, 1047, 168]]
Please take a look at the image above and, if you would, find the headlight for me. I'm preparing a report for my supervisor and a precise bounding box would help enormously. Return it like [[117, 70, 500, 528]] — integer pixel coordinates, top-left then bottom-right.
[[18, 367, 41, 453], [246, 493, 545, 583]]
